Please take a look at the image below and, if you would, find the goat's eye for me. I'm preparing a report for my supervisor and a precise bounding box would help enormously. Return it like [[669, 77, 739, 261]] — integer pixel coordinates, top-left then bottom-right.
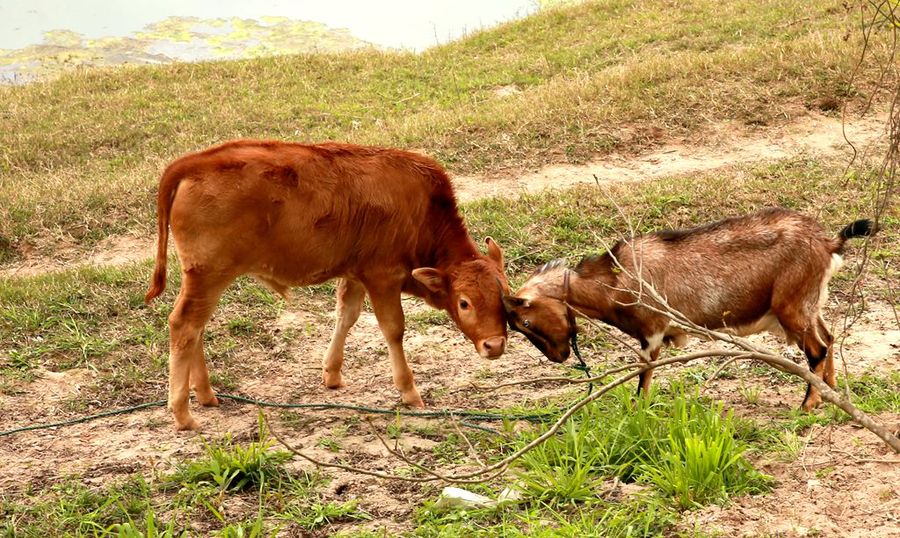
[[459, 299, 469, 310]]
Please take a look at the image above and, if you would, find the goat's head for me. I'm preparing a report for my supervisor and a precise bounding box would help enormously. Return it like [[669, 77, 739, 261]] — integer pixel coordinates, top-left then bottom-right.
[[502, 262, 576, 363]]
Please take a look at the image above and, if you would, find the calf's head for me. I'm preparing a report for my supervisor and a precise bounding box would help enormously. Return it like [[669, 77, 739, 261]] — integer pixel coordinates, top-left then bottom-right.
[[502, 265, 575, 363], [412, 237, 509, 358]]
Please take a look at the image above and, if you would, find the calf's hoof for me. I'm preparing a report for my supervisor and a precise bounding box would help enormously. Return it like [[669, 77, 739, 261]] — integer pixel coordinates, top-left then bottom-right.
[[323, 370, 346, 389], [197, 393, 220, 407], [800, 396, 823, 412], [175, 416, 201, 431], [402, 391, 425, 409]]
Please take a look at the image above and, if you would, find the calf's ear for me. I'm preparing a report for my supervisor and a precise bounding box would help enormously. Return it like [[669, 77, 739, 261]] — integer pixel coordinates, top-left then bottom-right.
[[412, 268, 447, 295], [485, 237, 504, 270]]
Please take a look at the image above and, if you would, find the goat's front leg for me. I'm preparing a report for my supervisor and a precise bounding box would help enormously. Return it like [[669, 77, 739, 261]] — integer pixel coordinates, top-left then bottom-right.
[[322, 278, 366, 389], [365, 277, 424, 408], [637, 333, 664, 397]]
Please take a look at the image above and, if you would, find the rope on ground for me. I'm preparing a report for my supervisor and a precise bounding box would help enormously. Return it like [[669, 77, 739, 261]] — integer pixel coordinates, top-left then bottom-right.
[[0, 393, 559, 438]]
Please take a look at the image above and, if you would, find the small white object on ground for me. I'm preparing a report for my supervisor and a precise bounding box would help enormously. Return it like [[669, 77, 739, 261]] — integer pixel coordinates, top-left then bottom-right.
[[431, 486, 498, 511]]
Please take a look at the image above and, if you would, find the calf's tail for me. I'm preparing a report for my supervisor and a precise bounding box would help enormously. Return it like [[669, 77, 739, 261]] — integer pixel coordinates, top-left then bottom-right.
[[144, 162, 186, 304]]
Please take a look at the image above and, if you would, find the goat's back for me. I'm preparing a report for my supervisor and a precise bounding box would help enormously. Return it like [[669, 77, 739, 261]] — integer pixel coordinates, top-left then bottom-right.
[[585, 208, 840, 329]]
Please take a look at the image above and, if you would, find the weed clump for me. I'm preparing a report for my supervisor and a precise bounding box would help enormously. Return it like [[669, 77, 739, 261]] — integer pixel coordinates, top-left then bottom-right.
[[513, 384, 773, 510]]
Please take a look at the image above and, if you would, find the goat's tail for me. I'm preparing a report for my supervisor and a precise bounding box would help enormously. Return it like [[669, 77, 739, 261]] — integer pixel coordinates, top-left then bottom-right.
[[144, 161, 187, 304], [834, 218, 875, 254]]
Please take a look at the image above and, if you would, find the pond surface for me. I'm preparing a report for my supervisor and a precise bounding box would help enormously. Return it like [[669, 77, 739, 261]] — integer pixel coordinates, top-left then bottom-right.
[[0, 0, 541, 82]]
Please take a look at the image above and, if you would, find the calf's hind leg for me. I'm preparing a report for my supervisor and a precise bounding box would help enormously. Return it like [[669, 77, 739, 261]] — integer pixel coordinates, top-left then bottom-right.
[[167, 271, 230, 430], [322, 278, 366, 389]]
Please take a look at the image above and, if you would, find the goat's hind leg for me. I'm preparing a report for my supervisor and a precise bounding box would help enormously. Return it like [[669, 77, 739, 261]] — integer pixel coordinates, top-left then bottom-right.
[[818, 316, 837, 390], [785, 319, 833, 412]]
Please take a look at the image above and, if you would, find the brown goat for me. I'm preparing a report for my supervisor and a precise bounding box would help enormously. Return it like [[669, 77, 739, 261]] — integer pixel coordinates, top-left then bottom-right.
[[503, 208, 873, 410], [145, 140, 509, 430]]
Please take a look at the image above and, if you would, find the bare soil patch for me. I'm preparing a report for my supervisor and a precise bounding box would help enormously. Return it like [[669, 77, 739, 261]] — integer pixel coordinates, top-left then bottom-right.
[[452, 109, 886, 202]]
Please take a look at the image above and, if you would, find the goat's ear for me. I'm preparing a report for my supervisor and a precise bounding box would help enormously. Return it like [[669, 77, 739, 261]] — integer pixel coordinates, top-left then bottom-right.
[[412, 268, 447, 295], [502, 295, 529, 314], [485, 237, 504, 270]]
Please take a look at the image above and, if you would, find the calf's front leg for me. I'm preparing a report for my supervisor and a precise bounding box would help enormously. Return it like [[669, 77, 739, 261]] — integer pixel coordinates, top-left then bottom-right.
[[365, 278, 424, 408]]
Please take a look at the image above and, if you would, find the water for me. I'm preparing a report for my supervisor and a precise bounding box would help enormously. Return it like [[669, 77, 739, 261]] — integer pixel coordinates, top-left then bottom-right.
[[0, 0, 540, 82]]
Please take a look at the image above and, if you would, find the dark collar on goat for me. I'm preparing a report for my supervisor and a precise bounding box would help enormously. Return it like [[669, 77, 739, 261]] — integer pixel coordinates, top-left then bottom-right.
[[563, 269, 590, 379]]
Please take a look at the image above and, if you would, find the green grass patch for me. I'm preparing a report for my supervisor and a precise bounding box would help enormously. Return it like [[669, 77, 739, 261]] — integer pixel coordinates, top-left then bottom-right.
[[166, 418, 293, 494], [0, 475, 166, 537], [513, 384, 772, 511], [414, 497, 676, 538], [407, 384, 773, 536]]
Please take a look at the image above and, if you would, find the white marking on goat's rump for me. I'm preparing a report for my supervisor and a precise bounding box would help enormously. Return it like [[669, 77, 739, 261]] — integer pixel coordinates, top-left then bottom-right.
[[829, 253, 845, 274], [817, 253, 844, 311]]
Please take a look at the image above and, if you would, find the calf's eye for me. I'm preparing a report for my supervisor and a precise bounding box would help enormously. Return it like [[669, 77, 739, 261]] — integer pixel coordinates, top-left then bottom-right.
[[459, 299, 469, 309], [523, 320, 531, 328]]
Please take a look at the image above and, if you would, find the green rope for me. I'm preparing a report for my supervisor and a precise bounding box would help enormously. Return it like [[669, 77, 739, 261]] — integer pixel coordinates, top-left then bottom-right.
[[0, 400, 167, 437], [0, 393, 557, 438]]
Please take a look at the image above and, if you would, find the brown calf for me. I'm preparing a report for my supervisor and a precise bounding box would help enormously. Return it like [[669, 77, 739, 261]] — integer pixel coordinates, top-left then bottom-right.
[[145, 140, 509, 430], [503, 208, 872, 410]]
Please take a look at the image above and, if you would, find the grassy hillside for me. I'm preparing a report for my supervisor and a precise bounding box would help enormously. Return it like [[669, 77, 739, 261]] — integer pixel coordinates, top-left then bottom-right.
[[0, 0, 877, 261]]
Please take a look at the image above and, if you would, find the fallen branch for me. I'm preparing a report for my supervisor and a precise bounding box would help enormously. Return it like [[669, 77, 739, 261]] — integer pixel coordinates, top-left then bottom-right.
[[702, 355, 744, 391], [471, 349, 750, 393], [596, 240, 900, 453], [265, 409, 506, 484]]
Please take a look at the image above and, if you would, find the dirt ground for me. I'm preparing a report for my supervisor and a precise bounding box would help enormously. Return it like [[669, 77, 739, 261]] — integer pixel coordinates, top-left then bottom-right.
[[2, 108, 899, 536]]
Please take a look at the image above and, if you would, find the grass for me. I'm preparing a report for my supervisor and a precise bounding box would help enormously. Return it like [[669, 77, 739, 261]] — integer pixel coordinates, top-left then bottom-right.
[[0, 0, 886, 260], [166, 418, 293, 494], [513, 384, 772, 511], [409, 385, 766, 536], [0, 475, 159, 536], [2, 2, 898, 534]]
